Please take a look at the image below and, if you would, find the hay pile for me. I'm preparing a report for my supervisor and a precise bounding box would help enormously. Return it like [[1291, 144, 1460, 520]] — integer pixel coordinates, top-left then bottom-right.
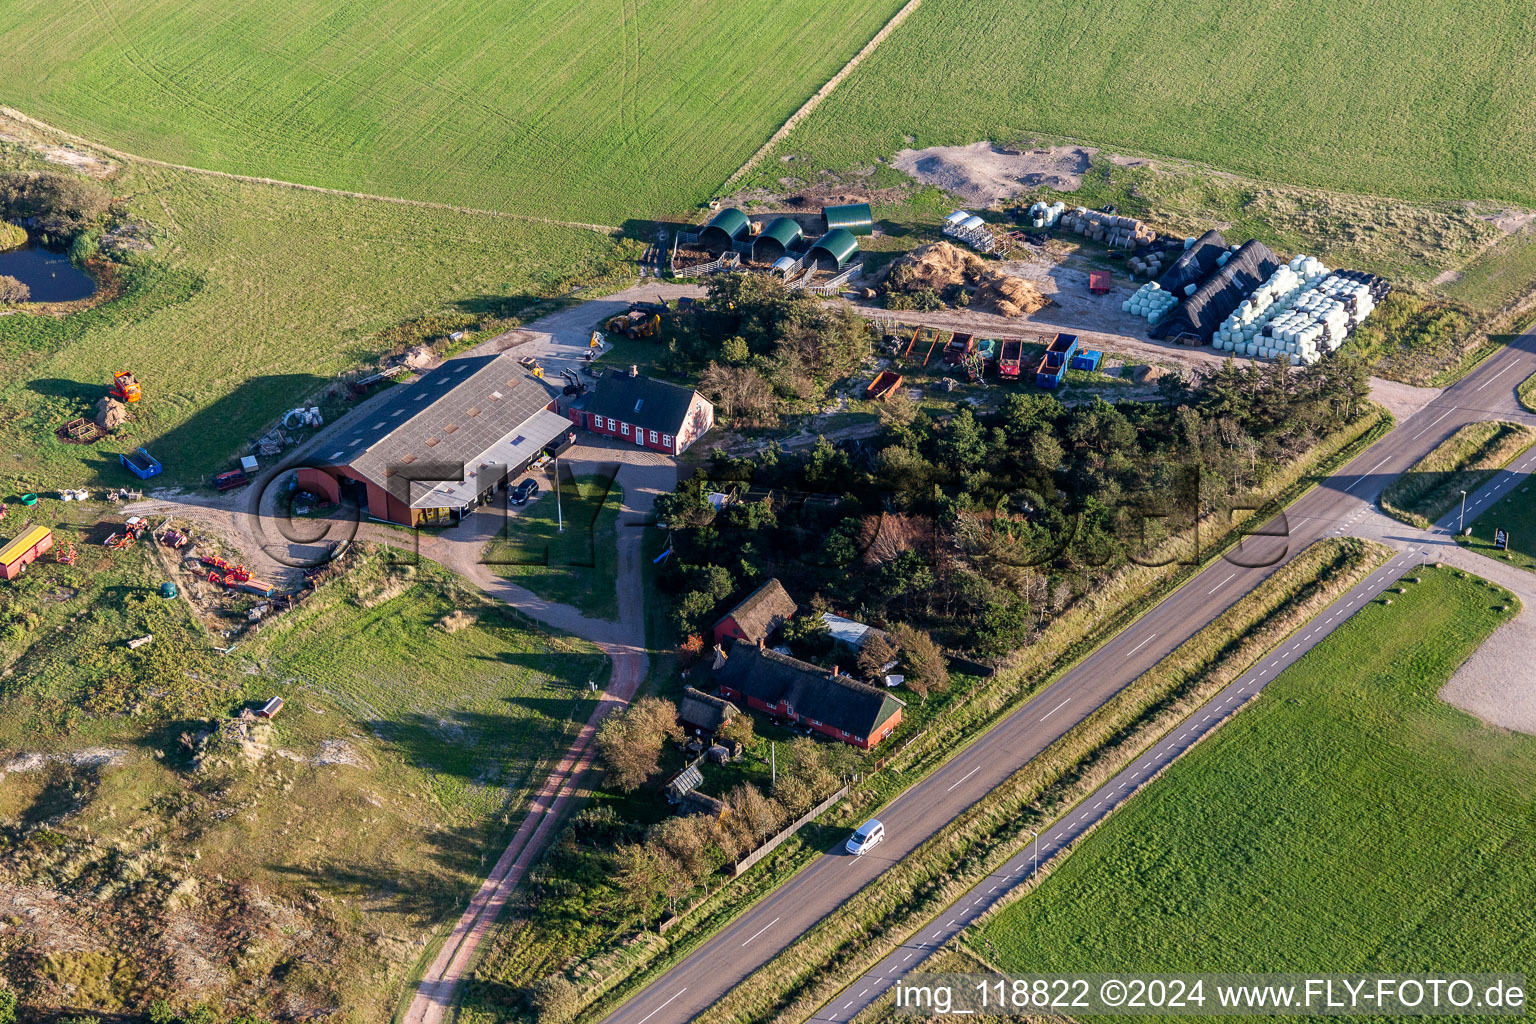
[[885, 241, 983, 293], [973, 274, 1047, 317], [94, 396, 127, 430], [885, 241, 1048, 318]]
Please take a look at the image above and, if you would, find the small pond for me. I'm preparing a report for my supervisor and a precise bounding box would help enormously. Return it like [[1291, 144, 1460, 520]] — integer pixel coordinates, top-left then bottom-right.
[[0, 244, 97, 303]]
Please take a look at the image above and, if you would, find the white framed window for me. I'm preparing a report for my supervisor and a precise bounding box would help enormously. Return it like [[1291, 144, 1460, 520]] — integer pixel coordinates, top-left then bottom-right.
[[606, 417, 616, 430], [621, 422, 630, 436], [649, 430, 658, 443], [662, 433, 672, 447]]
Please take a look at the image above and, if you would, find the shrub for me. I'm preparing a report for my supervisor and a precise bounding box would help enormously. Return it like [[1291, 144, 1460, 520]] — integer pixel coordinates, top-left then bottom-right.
[[0, 276, 30, 305], [0, 221, 24, 251], [0, 171, 111, 243]]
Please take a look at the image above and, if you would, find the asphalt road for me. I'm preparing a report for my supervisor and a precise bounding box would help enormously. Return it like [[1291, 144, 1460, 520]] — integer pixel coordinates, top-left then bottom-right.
[[600, 329, 1536, 1024]]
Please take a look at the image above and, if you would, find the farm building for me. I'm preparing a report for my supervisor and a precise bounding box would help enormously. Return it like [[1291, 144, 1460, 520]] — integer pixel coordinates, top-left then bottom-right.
[[572, 367, 713, 455], [677, 686, 740, 738], [752, 216, 805, 263], [0, 525, 53, 580], [698, 208, 751, 250], [821, 202, 873, 236], [714, 578, 798, 647], [806, 228, 859, 269], [820, 612, 889, 655], [713, 641, 904, 749], [300, 352, 570, 527]]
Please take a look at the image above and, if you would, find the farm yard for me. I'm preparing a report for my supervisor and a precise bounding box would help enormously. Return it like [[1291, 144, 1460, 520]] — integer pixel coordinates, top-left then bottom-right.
[[0, 0, 908, 224], [971, 567, 1533, 1006], [751, 0, 1536, 211]]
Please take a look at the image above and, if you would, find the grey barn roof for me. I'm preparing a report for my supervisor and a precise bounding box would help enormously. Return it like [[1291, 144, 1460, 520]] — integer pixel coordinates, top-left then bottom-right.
[[584, 369, 701, 437], [318, 353, 558, 501]]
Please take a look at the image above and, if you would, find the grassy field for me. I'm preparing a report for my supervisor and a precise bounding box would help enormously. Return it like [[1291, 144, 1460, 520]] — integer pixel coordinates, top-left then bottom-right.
[[0, 0, 905, 223], [1379, 420, 1536, 529], [972, 567, 1528, 1003], [482, 472, 624, 621], [1442, 230, 1536, 312], [754, 0, 1536, 210], [1459, 479, 1536, 573], [0, 160, 634, 491], [1522, 371, 1536, 414], [0, 546, 606, 1019]]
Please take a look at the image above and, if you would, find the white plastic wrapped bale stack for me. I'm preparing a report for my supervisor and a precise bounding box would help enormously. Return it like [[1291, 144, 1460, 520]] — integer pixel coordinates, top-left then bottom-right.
[[1027, 200, 1066, 228], [1213, 255, 1329, 358], [1123, 281, 1179, 325]]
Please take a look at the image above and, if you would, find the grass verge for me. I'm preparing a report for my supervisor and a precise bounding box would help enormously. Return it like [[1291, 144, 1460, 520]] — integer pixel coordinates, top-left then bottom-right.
[[967, 567, 1527, 1007], [1521, 370, 1536, 414], [1380, 420, 1536, 529], [1457, 476, 1536, 574], [482, 473, 625, 621], [694, 538, 1391, 1024]]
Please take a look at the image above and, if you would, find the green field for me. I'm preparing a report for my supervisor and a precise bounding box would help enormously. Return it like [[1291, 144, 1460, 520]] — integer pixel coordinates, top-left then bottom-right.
[[755, 0, 1536, 209], [1521, 371, 1536, 414], [0, 161, 632, 489], [972, 567, 1528, 1007], [1459, 479, 1536, 573], [1379, 420, 1536, 529], [0, 0, 904, 223], [482, 472, 625, 621], [0, 546, 605, 1018]]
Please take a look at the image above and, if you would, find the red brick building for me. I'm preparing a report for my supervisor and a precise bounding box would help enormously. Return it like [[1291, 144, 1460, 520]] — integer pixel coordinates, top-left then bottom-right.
[[571, 368, 713, 456], [713, 578, 798, 648], [712, 642, 904, 750]]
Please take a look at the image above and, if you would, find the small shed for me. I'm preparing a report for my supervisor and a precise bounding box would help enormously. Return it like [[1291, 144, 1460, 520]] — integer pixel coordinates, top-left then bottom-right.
[[666, 762, 704, 803], [258, 696, 284, 719], [806, 228, 859, 269], [678, 686, 740, 737], [698, 208, 751, 250], [822, 202, 874, 236], [753, 216, 804, 262]]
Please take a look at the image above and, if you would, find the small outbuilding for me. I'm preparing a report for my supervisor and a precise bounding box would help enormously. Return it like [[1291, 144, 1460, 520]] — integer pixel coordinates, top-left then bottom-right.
[[821, 202, 873, 236], [806, 228, 859, 270], [714, 578, 799, 647], [698, 208, 751, 250], [677, 686, 740, 738]]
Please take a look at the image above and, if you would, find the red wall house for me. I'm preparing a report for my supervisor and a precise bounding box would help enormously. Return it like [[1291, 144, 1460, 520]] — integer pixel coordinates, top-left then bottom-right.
[[713, 643, 904, 750], [574, 369, 714, 456]]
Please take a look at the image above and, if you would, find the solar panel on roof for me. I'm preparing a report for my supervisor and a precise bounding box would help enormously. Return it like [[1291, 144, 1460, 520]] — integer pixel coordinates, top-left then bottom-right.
[[511, 435, 525, 445]]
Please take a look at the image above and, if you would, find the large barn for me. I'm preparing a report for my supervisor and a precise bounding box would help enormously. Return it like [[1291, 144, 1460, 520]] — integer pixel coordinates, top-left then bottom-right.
[[298, 353, 574, 527]]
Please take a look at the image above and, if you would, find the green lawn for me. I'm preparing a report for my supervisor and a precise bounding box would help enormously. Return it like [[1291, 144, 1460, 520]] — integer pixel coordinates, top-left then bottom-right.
[[0, 547, 606, 1019], [1521, 371, 1536, 414], [482, 472, 624, 621], [1459, 478, 1536, 574], [0, 0, 905, 223], [753, 0, 1536, 209], [1379, 420, 1536, 529], [973, 566, 1528, 1006], [0, 162, 632, 489]]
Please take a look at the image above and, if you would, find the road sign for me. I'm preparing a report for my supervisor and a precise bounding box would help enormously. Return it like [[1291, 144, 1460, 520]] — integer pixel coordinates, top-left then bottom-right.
[[1494, 528, 1509, 551]]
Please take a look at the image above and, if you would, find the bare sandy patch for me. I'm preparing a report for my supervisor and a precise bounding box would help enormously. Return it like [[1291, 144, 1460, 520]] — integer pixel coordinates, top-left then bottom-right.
[[1439, 608, 1536, 735], [891, 143, 1100, 204]]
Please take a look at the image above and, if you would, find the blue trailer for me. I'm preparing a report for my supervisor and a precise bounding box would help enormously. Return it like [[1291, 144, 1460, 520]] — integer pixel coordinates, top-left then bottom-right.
[[1035, 333, 1080, 388], [1070, 349, 1103, 372], [120, 447, 163, 480]]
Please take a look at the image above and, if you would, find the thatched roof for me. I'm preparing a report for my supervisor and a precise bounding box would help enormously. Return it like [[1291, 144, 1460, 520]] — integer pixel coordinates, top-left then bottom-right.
[[715, 644, 903, 742], [716, 578, 798, 643], [678, 686, 739, 732]]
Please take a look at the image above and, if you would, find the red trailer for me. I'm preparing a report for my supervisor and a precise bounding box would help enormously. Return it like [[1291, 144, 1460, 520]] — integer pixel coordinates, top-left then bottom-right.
[[998, 338, 1024, 379], [942, 333, 976, 365], [1089, 271, 1111, 294], [865, 370, 904, 401]]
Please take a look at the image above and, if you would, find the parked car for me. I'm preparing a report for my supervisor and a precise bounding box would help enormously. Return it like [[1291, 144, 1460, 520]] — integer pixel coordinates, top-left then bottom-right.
[[845, 819, 885, 856], [511, 478, 541, 505]]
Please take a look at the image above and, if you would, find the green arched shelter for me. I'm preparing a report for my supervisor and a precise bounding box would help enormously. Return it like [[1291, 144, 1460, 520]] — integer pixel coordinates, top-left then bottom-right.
[[753, 216, 804, 262], [807, 228, 859, 269], [821, 202, 874, 236], [699, 208, 750, 250]]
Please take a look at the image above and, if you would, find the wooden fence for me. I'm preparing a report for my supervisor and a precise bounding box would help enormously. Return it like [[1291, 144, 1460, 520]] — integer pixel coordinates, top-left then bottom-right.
[[730, 783, 849, 877]]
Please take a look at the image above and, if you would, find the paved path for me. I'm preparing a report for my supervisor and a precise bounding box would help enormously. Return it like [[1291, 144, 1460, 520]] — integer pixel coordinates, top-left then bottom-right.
[[599, 319, 1536, 1024]]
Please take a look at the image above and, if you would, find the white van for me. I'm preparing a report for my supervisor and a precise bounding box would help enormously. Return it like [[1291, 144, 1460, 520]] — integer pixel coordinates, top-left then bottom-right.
[[846, 819, 885, 855]]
